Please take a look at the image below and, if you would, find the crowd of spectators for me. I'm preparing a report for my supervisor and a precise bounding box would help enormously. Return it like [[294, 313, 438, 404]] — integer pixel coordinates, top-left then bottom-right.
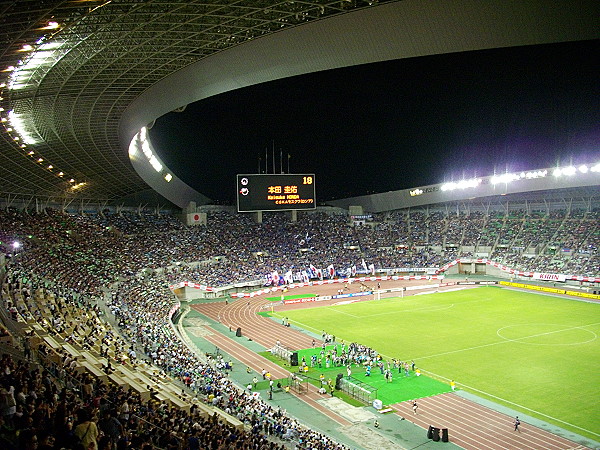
[[107, 273, 350, 449], [1, 207, 598, 291], [0, 348, 292, 450], [0, 205, 598, 449], [1, 266, 351, 449]]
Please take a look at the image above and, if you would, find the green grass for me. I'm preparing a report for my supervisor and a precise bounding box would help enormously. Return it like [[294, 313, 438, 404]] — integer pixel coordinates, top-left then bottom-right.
[[253, 358, 365, 407], [265, 293, 316, 302], [275, 286, 600, 441], [260, 348, 450, 405]]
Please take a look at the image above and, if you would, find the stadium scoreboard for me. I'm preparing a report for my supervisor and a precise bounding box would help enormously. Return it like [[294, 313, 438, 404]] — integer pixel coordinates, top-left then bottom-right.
[[237, 174, 316, 212]]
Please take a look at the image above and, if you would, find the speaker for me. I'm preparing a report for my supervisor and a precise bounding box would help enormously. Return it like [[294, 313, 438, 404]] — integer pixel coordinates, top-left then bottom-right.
[[290, 352, 298, 366], [432, 427, 440, 442], [441, 428, 449, 442], [427, 425, 434, 439], [335, 373, 344, 389], [235, 327, 242, 337]]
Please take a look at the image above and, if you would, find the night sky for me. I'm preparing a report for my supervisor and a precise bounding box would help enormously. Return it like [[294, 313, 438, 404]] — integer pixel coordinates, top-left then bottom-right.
[[149, 39, 599, 205]]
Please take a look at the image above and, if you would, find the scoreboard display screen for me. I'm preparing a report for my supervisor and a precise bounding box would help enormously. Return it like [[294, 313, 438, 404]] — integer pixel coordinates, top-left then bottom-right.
[[237, 174, 316, 212]]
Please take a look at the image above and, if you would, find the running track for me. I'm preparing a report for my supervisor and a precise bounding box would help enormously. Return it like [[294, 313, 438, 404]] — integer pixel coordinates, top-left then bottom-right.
[[192, 284, 592, 450]]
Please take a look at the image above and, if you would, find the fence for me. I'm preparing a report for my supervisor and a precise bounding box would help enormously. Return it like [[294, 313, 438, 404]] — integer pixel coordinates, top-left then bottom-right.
[[270, 343, 293, 364], [338, 376, 378, 405], [287, 373, 308, 394]]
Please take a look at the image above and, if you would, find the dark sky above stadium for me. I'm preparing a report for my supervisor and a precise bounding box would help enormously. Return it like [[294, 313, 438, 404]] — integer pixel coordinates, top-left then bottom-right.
[[149, 39, 599, 205]]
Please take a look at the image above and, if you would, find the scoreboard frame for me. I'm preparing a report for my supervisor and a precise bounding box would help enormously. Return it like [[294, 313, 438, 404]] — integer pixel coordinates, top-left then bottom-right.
[[236, 173, 316, 212]]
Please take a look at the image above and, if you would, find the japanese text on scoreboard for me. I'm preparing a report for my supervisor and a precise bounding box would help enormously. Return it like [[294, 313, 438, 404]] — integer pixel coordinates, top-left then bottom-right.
[[237, 174, 316, 212]]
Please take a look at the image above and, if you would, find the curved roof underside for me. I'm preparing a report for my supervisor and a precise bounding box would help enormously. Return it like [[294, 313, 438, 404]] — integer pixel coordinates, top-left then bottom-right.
[[1, 0, 598, 206]]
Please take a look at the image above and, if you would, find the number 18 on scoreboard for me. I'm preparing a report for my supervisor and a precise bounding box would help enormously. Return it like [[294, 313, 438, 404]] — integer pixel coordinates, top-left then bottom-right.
[[237, 174, 316, 212]]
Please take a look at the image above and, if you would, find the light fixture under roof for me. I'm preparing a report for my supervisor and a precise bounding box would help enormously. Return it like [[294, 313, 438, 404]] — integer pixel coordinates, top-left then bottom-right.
[[43, 21, 60, 30]]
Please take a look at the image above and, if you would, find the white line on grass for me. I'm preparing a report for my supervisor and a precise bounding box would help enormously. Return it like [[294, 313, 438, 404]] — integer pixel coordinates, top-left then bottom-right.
[[361, 303, 455, 318], [285, 318, 323, 336], [497, 323, 598, 345], [358, 293, 498, 319], [421, 368, 600, 438], [326, 307, 359, 318], [373, 350, 600, 438], [411, 321, 600, 360]]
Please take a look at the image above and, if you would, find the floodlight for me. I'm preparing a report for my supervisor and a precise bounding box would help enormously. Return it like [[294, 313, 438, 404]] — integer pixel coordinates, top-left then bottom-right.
[[141, 140, 151, 157], [149, 155, 162, 172], [128, 140, 137, 157], [562, 166, 576, 176], [501, 173, 518, 183], [12, 241, 20, 249], [578, 165, 588, 173]]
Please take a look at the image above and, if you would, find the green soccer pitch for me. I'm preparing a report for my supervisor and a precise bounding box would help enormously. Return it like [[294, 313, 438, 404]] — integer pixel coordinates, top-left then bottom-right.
[[275, 286, 600, 440]]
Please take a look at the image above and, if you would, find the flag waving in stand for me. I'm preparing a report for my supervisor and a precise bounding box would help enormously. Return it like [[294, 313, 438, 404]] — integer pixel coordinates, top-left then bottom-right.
[[327, 264, 335, 279]]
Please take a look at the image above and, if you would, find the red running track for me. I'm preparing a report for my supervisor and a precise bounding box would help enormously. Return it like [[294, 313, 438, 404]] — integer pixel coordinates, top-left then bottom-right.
[[392, 394, 590, 450], [194, 296, 319, 350], [192, 285, 592, 450], [199, 326, 353, 428]]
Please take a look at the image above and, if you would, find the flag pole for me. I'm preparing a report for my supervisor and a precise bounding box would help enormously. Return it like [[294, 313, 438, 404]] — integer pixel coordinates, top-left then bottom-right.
[[272, 140, 275, 174]]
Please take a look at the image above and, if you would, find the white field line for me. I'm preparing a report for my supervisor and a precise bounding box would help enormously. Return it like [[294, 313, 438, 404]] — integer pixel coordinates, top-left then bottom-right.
[[359, 303, 455, 318], [375, 322, 600, 437], [431, 377, 600, 438], [410, 321, 600, 360], [427, 394, 569, 449], [277, 295, 600, 437], [325, 307, 360, 318]]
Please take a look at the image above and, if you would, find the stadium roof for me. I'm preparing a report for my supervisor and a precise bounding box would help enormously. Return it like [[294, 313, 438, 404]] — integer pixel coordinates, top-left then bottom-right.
[[1, 0, 598, 207]]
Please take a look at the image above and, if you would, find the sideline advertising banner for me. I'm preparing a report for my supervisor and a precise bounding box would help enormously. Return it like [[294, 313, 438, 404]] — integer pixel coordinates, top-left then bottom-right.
[[532, 272, 567, 282]]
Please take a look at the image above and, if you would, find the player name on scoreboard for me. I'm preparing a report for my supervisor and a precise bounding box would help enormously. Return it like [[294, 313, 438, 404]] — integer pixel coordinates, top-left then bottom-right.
[[237, 174, 316, 212]]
